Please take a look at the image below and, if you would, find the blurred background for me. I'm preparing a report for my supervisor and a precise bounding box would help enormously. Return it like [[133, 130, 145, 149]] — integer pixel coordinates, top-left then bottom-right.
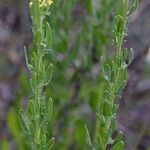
[[0, 0, 149, 149]]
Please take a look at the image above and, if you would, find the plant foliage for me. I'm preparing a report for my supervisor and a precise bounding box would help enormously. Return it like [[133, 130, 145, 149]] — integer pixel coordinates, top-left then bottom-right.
[[20, 1, 54, 149]]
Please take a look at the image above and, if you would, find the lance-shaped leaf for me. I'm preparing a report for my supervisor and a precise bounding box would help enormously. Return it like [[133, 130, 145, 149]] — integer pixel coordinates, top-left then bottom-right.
[[27, 100, 36, 118], [85, 125, 95, 150], [47, 137, 55, 149], [47, 98, 53, 121], [24, 46, 33, 70], [44, 63, 53, 86], [102, 99, 112, 116], [112, 141, 124, 150], [103, 90, 111, 101], [20, 110, 31, 135], [102, 63, 111, 81], [97, 113, 106, 127], [127, 0, 139, 16], [34, 30, 42, 45], [127, 48, 134, 66], [115, 131, 124, 143], [45, 22, 52, 49]]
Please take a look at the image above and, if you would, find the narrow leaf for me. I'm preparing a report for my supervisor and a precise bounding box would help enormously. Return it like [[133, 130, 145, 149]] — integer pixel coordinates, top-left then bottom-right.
[[112, 141, 124, 150]]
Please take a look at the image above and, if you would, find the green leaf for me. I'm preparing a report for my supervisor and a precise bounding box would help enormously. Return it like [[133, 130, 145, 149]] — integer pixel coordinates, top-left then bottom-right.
[[127, 0, 139, 16], [31, 52, 37, 71], [47, 98, 53, 121], [24, 46, 32, 70], [113, 15, 124, 34], [20, 110, 31, 135], [117, 15, 124, 34], [121, 62, 127, 69], [115, 131, 124, 142], [27, 100, 36, 117], [97, 135, 103, 149], [115, 80, 127, 97], [110, 69, 115, 83], [113, 104, 119, 113], [96, 113, 106, 127], [31, 0, 41, 28], [85, 125, 95, 149], [102, 99, 112, 116], [127, 48, 134, 66], [103, 64, 111, 81], [34, 30, 42, 45], [41, 133, 46, 145], [114, 56, 121, 67], [110, 117, 117, 133], [45, 22, 52, 49], [99, 127, 108, 146], [47, 137, 55, 149], [122, 48, 128, 61], [112, 141, 124, 150], [44, 63, 53, 85], [103, 90, 111, 100]]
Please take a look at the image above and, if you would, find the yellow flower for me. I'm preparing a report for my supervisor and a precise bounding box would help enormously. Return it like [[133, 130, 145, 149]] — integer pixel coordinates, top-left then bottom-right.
[[30, 0, 53, 8], [39, 0, 53, 7]]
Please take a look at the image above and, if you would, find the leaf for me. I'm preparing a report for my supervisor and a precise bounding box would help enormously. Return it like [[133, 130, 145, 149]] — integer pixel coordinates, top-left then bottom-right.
[[103, 90, 111, 100], [115, 131, 124, 142], [110, 117, 117, 133], [127, 0, 139, 16], [20, 110, 31, 135], [102, 99, 112, 116], [114, 56, 121, 67], [24, 46, 32, 70], [31, 52, 38, 71], [115, 80, 127, 97], [112, 141, 124, 150], [34, 30, 42, 45], [45, 22, 52, 49], [113, 15, 124, 34], [41, 133, 46, 145], [99, 127, 108, 145], [127, 48, 134, 66], [97, 135, 103, 149], [47, 98, 53, 121], [85, 125, 95, 149], [113, 104, 119, 113], [103, 64, 111, 81], [29, 79, 35, 95], [45, 63, 53, 85], [7, 111, 21, 141], [122, 48, 128, 61], [96, 113, 106, 127], [47, 137, 55, 149], [116, 16, 124, 34], [27, 100, 36, 117], [110, 69, 115, 83], [31, 0, 40, 26], [121, 62, 127, 69]]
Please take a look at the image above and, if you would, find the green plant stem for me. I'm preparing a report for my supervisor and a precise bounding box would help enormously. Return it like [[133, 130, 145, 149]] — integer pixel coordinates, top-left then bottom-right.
[[117, 0, 129, 57]]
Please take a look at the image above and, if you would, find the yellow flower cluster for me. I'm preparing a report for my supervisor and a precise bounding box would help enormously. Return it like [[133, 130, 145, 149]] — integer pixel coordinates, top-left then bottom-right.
[[30, 0, 53, 8]]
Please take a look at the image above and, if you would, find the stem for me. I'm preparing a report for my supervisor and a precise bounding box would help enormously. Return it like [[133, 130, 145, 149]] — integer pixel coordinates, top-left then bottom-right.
[[117, 0, 129, 57]]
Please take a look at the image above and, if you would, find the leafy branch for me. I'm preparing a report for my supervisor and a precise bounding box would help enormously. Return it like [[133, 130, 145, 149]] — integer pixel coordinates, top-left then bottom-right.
[[86, 0, 138, 149], [20, 1, 54, 149]]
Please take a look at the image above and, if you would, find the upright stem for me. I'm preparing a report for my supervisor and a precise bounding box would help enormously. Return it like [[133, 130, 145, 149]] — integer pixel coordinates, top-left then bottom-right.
[[117, 0, 129, 57]]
